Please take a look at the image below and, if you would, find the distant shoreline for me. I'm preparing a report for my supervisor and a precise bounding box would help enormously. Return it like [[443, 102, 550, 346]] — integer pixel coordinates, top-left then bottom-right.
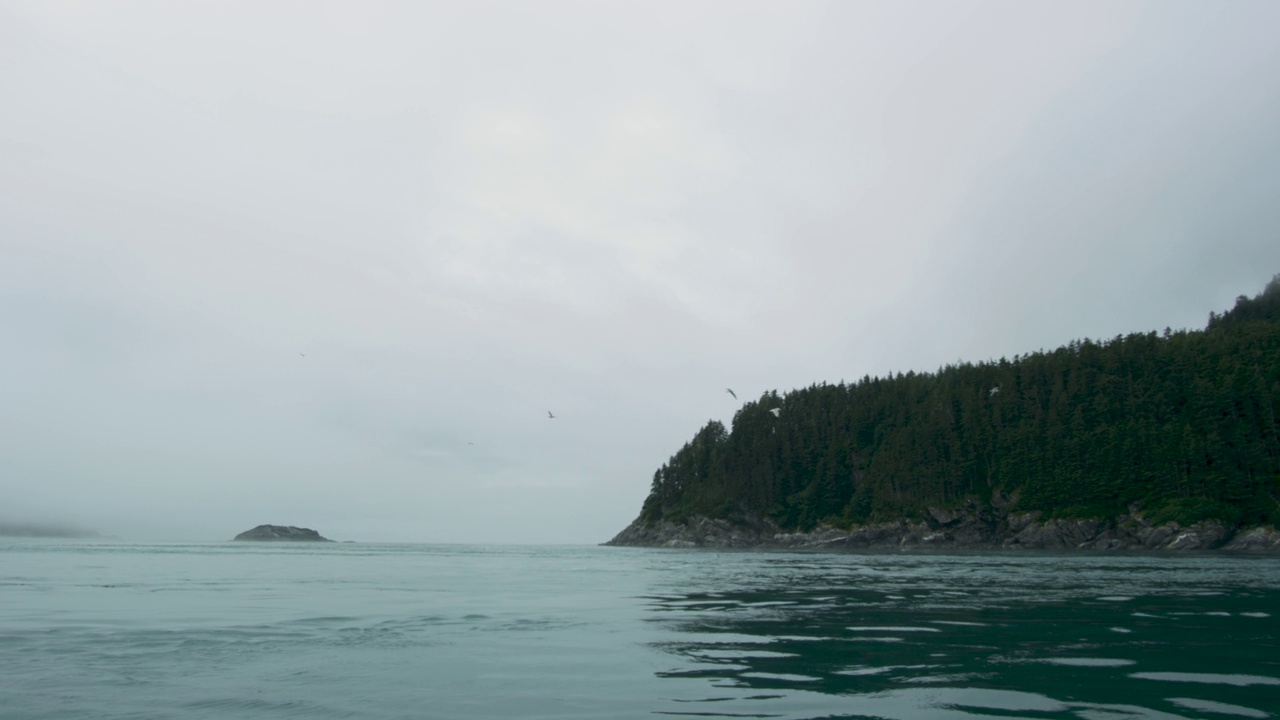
[[0, 523, 99, 539]]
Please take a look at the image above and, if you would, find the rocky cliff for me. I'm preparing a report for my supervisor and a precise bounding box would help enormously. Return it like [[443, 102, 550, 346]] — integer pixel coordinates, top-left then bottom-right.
[[604, 499, 1280, 553], [233, 525, 333, 542]]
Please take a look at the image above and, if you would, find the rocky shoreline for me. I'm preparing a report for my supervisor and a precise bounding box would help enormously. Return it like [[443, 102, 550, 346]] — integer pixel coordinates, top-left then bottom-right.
[[604, 500, 1280, 553]]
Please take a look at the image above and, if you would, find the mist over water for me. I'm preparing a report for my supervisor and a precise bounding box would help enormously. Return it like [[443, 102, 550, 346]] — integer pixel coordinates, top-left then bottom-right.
[[1, 541, 1277, 719], [0, 521, 100, 539]]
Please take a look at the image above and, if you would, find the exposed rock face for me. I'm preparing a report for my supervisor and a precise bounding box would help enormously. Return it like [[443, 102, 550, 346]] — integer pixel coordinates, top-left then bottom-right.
[[1221, 526, 1280, 552], [604, 502, 1279, 553], [233, 525, 333, 542]]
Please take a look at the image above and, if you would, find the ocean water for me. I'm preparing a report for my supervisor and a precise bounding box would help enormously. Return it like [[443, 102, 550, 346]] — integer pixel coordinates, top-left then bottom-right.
[[1, 541, 1278, 719]]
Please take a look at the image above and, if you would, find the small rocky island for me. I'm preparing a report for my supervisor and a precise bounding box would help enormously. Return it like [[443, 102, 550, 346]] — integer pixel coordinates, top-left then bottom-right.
[[233, 525, 333, 542]]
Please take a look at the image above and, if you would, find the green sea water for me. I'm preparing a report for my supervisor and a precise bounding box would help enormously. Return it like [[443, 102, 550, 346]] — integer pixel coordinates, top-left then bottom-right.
[[1, 541, 1277, 719]]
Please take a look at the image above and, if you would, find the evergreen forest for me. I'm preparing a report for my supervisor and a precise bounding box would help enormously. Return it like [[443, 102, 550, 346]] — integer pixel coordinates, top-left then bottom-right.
[[638, 276, 1280, 531]]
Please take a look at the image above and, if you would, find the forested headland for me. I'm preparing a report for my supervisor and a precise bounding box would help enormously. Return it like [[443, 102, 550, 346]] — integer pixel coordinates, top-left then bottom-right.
[[609, 276, 1280, 551]]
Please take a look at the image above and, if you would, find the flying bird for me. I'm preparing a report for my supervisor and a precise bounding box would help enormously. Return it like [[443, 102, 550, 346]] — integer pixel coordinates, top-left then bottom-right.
[[726, 388, 737, 399], [769, 408, 781, 417], [547, 411, 556, 419], [989, 386, 1000, 396]]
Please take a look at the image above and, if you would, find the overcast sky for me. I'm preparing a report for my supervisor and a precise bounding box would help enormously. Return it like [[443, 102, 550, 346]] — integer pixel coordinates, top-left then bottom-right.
[[3, 1, 1279, 544]]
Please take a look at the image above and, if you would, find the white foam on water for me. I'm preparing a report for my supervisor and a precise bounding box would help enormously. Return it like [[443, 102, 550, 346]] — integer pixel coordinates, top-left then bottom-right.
[[1241, 612, 1270, 618], [1131, 672, 1280, 687], [844, 636, 905, 643], [1168, 697, 1270, 718], [1132, 612, 1159, 618], [1097, 596, 1134, 602], [1205, 611, 1231, 617], [885, 595, 906, 600], [931, 620, 988, 626], [1110, 627, 1133, 633]]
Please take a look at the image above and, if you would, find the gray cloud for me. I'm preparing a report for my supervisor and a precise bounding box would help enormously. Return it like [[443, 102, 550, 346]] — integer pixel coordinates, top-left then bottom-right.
[[3, 1, 1279, 542]]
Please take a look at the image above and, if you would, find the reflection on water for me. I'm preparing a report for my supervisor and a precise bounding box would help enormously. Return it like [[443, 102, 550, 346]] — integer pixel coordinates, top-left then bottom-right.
[[642, 553, 1280, 719]]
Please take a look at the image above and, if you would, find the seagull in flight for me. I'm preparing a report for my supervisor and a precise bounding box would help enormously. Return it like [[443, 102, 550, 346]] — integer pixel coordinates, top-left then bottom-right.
[[726, 388, 737, 399], [547, 411, 556, 419], [769, 408, 781, 417]]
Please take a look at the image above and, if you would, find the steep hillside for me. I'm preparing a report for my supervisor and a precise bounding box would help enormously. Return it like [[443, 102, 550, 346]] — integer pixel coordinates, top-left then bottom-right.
[[609, 276, 1280, 550]]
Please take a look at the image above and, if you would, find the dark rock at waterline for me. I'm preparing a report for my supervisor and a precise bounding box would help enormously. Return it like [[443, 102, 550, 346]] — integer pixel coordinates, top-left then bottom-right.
[[604, 500, 1280, 553], [233, 525, 333, 542]]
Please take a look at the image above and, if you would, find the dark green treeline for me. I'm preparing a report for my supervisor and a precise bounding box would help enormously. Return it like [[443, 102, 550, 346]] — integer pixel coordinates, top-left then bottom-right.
[[640, 276, 1280, 531]]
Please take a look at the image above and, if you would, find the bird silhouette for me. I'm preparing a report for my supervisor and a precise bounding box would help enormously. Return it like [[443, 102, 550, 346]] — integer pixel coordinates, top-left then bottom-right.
[[769, 408, 781, 417], [726, 388, 737, 399], [547, 411, 556, 419]]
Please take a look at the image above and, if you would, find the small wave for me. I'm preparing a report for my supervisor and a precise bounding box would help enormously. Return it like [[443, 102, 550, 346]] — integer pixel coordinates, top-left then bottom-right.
[[689, 634, 775, 645], [657, 663, 750, 677], [1131, 672, 1280, 687], [1035, 658, 1136, 667], [837, 664, 934, 676], [185, 697, 342, 716], [739, 672, 820, 682], [1109, 627, 1132, 633], [695, 649, 798, 659], [848, 626, 941, 632], [1168, 697, 1270, 718], [897, 687, 1070, 714], [901, 673, 992, 684], [838, 666, 891, 676], [930, 620, 987, 626], [289, 616, 360, 625], [1096, 596, 1133, 602], [1241, 612, 1270, 618]]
